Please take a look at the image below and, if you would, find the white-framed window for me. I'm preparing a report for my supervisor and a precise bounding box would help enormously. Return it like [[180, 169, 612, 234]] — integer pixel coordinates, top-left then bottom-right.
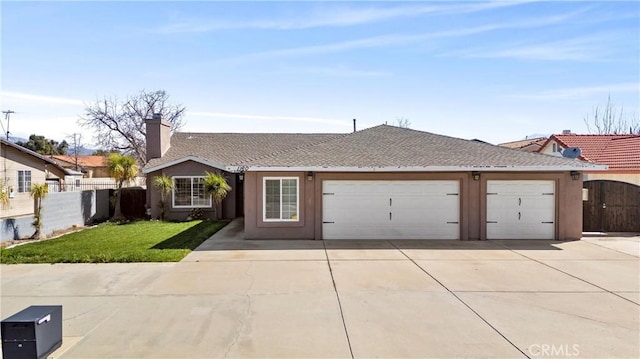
[[17, 170, 32, 193], [172, 176, 212, 208], [263, 177, 299, 222]]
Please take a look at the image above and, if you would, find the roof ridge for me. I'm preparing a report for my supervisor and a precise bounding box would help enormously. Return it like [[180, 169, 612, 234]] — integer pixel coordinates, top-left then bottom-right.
[[231, 133, 348, 166], [555, 133, 638, 137], [174, 132, 342, 136], [230, 124, 391, 166]]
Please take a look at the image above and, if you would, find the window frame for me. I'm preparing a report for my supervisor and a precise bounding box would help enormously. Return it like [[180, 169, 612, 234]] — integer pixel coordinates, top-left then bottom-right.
[[17, 170, 32, 193], [171, 176, 212, 208], [263, 177, 300, 222]]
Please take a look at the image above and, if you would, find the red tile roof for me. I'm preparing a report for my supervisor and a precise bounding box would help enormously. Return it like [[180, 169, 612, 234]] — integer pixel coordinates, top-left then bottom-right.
[[546, 134, 640, 170], [52, 155, 107, 168]]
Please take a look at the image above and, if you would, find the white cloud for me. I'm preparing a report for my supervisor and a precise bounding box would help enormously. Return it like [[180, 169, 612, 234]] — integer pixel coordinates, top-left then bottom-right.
[[154, 1, 529, 34], [214, 9, 590, 63], [0, 91, 84, 106], [510, 83, 640, 101], [218, 26, 500, 63], [446, 35, 612, 61]]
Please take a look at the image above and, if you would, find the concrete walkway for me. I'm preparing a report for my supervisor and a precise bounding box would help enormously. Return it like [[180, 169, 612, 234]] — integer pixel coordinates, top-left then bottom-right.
[[1, 219, 638, 358]]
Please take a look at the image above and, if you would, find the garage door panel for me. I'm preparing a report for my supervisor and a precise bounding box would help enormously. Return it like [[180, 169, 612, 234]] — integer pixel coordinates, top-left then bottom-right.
[[323, 180, 459, 240], [486, 180, 555, 240], [324, 223, 390, 240], [487, 223, 554, 239]]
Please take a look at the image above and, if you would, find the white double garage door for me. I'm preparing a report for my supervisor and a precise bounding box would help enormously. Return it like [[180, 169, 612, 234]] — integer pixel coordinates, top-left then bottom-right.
[[322, 180, 555, 240]]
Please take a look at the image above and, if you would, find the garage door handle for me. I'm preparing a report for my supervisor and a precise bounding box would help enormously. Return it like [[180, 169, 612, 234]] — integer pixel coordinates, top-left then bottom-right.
[[487, 221, 498, 224], [518, 198, 521, 206], [390, 212, 392, 221], [390, 198, 392, 206], [518, 212, 521, 220], [541, 221, 554, 224], [323, 221, 335, 224]]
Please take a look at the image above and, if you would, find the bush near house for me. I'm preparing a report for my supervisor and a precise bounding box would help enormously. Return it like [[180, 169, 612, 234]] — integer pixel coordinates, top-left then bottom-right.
[[0, 220, 228, 264]]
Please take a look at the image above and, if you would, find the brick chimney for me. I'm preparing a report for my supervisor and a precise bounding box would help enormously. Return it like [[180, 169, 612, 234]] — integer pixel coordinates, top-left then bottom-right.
[[145, 113, 171, 162]]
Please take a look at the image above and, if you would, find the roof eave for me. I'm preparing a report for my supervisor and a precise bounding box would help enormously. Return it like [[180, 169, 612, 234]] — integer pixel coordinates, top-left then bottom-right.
[[1, 139, 68, 173], [143, 156, 227, 174], [242, 165, 608, 172]]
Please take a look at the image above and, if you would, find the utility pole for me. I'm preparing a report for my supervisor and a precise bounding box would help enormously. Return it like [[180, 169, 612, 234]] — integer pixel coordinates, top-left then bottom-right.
[[1, 110, 15, 140]]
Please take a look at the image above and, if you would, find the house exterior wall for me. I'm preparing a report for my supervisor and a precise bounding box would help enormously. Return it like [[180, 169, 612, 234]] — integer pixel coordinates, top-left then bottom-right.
[[539, 141, 564, 157], [145, 160, 237, 221], [1, 143, 66, 219], [244, 171, 583, 241], [244, 171, 314, 240], [583, 172, 640, 186]]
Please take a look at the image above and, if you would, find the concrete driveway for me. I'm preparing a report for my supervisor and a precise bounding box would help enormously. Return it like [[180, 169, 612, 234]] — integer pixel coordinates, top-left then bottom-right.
[[1, 219, 638, 358]]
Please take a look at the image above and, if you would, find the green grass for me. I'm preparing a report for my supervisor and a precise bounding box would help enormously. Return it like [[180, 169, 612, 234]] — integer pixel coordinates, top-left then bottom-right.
[[0, 220, 229, 264]]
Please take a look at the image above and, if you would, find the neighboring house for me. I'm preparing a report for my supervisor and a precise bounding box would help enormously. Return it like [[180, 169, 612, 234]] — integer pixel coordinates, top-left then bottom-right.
[[52, 155, 109, 178], [538, 133, 640, 232], [143, 118, 604, 241], [1, 139, 77, 218], [538, 133, 640, 186], [498, 137, 548, 153]]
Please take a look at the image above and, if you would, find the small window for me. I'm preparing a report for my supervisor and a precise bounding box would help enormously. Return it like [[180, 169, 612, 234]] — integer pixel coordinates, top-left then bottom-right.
[[263, 177, 299, 221], [172, 176, 212, 208], [17, 170, 32, 193]]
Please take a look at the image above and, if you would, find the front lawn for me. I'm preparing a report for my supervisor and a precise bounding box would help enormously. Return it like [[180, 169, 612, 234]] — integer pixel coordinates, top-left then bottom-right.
[[0, 220, 228, 264]]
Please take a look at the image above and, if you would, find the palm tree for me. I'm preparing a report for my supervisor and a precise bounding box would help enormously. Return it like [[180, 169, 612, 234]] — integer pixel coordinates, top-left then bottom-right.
[[202, 171, 232, 220], [152, 174, 173, 220], [0, 180, 9, 210], [30, 183, 49, 239], [107, 153, 139, 221]]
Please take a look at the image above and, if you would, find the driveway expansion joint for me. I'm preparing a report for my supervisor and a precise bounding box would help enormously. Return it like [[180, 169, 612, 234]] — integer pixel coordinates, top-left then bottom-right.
[[494, 242, 640, 306], [388, 240, 532, 359], [322, 240, 355, 359]]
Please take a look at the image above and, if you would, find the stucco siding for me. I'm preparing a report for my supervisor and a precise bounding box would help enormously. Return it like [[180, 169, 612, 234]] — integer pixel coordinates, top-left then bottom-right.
[[1, 143, 66, 218], [244, 171, 583, 241], [146, 160, 238, 221], [244, 171, 315, 239]]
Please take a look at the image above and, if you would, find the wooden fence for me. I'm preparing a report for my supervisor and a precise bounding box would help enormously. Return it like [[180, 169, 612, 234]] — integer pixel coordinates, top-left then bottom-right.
[[109, 188, 147, 219], [583, 180, 640, 232]]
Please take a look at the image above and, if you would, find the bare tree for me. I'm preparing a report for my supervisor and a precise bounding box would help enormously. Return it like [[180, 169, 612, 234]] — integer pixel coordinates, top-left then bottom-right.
[[395, 117, 411, 128], [584, 95, 639, 134], [79, 90, 186, 165], [66, 133, 83, 172]]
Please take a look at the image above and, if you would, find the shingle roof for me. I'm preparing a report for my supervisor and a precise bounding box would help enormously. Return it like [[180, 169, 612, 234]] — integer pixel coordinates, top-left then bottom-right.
[[144, 125, 603, 173], [240, 125, 598, 169], [145, 132, 342, 169], [545, 134, 640, 170], [1, 139, 72, 174]]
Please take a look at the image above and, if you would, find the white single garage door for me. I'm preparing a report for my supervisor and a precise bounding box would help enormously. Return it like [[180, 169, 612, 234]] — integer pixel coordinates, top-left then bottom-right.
[[322, 180, 460, 240], [486, 180, 555, 239]]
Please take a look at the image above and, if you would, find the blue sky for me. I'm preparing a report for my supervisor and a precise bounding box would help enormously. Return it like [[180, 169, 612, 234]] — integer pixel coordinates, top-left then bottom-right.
[[1, 1, 638, 147]]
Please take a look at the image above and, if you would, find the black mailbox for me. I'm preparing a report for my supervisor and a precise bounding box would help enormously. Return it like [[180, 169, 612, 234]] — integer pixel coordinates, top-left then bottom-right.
[[1, 305, 62, 359]]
